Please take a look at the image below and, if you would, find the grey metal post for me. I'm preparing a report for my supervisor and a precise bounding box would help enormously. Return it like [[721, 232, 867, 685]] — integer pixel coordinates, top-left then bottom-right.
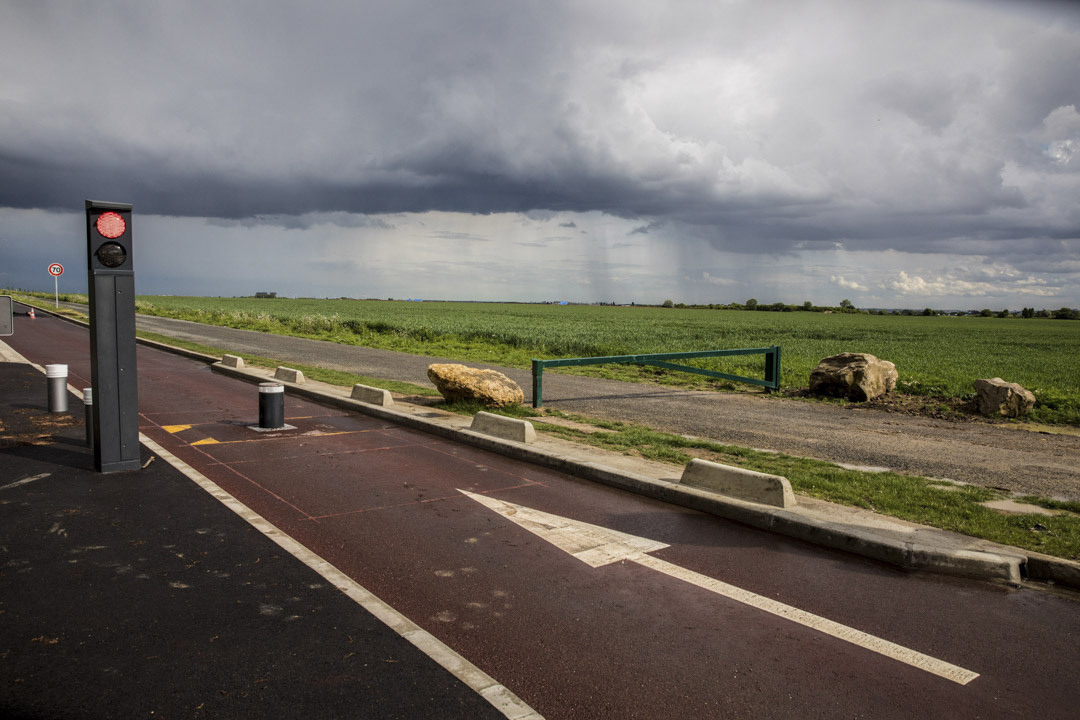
[[46, 364, 69, 413], [86, 200, 140, 473], [259, 383, 285, 429], [0, 295, 12, 337], [83, 388, 94, 449]]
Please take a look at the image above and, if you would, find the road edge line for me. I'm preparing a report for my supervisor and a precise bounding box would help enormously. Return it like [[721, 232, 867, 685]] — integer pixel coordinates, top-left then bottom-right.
[[138, 432, 544, 720]]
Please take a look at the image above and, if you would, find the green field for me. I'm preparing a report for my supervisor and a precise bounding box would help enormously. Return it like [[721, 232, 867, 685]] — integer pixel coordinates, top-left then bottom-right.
[[13, 291, 1077, 424], [112, 296, 1079, 425]]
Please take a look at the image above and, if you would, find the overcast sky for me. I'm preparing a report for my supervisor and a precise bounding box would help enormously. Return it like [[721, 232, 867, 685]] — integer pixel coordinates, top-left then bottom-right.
[[1, 0, 1078, 309]]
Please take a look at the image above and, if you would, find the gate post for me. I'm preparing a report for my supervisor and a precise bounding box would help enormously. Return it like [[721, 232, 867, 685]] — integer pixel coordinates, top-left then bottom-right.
[[764, 346, 781, 391], [532, 359, 543, 409]]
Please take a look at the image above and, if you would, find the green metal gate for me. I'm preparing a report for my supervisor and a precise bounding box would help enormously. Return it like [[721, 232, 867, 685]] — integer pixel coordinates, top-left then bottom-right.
[[531, 346, 781, 408]]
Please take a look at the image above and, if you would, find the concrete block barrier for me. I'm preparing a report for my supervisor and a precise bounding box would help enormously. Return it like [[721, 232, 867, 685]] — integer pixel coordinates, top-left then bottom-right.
[[470, 411, 537, 444], [679, 458, 796, 508], [274, 366, 305, 384], [221, 354, 245, 368], [351, 384, 393, 406]]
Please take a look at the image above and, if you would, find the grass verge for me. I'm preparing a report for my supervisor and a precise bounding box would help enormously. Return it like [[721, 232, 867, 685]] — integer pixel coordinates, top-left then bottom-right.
[[436, 403, 1080, 561], [5, 294, 435, 397], [134, 331, 439, 398]]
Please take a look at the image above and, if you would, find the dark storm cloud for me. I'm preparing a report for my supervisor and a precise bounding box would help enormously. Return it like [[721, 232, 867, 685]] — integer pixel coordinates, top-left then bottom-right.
[[1, 0, 1078, 261]]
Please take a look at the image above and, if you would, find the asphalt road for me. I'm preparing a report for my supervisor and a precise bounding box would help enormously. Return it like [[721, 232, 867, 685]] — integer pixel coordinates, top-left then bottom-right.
[[0, 365, 505, 720], [6, 309, 1080, 719], [121, 309, 1080, 501]]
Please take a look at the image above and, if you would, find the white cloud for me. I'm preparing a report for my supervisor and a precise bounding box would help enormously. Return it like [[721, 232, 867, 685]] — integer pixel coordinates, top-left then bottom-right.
[[702, 272, 738, 286], [885, 270, 1058, 298], [831, 275, 868, 291]]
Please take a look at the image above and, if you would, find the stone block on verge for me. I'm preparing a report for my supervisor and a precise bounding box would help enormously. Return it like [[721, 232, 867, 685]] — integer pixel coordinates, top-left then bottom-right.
[[470, 411, 537, 443], [974, 377, 1035, 418], [679, 458, 796, 508], [427, 363, 524, 407], [274, 366, 305, 384], [809, 352, 897, 401], [351, 383, 393, 406], [221, 354, 245, 368]]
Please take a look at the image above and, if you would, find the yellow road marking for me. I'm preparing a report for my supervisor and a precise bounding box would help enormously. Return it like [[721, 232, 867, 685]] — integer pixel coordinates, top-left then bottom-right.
[[162, 424, 192, 433], [186, 430, 359, 447]]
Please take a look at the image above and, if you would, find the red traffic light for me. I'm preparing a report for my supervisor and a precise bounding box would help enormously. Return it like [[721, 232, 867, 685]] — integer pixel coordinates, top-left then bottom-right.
[[96, 211, 127, 239]]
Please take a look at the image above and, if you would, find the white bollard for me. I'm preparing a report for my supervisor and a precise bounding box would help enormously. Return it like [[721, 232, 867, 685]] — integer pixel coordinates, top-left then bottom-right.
[[46, 364, 68, 413]]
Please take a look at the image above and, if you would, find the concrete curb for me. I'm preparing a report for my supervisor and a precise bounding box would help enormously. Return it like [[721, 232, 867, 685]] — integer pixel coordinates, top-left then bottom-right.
[[680, 458, 796, 508], [208, 360, 1071, 589], [274, 366, 306, 384], [471, 412, 537, 444]]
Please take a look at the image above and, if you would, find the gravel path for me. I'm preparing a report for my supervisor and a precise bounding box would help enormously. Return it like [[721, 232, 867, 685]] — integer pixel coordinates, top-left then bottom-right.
[[132, 313, 1080, 501]]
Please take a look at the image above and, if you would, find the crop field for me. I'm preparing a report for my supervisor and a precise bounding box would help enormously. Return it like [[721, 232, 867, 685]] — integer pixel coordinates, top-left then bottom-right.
[[119, 296, 1080, 425]]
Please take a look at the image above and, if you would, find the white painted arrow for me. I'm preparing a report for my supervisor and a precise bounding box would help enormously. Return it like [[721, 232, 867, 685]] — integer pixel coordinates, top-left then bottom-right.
[[459, 489, 979, 686]]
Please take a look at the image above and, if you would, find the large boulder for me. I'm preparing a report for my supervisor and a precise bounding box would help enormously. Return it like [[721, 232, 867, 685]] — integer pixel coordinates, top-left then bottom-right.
[[427, 364, 525, 407], [974, 378, 1035, 418], [809, 353, 897, 401]]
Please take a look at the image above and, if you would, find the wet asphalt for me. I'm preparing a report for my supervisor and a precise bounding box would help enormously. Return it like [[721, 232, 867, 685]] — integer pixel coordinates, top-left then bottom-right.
[[0, 360, 505, 720]]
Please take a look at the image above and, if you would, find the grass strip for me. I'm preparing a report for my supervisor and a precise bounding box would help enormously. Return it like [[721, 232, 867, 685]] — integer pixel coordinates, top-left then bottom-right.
[[133, 331, 439, 398], [435, 404, 1079, 561], [2, 295, 436, 399]]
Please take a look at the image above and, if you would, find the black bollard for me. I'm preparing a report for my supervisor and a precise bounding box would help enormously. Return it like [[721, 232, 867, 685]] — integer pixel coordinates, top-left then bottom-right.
[[259, 382, 285, 429], [46, 364, 69, 413]]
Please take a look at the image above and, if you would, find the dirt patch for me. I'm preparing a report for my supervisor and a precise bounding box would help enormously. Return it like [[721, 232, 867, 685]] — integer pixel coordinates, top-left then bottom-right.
[[31, 413, 81, 430], [532, 416, 618, 435], [680, 446, 735, 464], [399, 395, 444, 407], [1001, 423, 1080, 438], [783, 388, 990, 423], [0, 412, 82, 447], [980, 499, 1070, 517]]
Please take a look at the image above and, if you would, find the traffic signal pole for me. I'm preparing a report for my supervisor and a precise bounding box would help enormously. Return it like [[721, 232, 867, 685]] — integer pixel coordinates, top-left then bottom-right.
[[86, 200, 141, 473]]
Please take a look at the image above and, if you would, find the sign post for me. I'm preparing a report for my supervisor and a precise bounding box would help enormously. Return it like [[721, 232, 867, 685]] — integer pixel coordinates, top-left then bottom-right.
[[85, 200, 140, 473], [48, 263, 64, 307], [0, 295, 12, 337]]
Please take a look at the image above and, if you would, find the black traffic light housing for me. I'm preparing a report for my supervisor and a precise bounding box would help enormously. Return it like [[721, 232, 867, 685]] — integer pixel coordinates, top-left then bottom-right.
[[85, 200, 141, 473], [87, 201, 133, 273]]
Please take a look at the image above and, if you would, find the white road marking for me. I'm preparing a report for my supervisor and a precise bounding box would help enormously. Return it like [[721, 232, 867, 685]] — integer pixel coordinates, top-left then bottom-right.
[[139, 434, 543, 720], [460, 489, 979, 686], [0, 473, 51, 492]]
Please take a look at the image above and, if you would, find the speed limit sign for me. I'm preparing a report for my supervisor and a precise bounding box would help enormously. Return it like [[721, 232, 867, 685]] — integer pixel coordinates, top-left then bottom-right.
[[48, 263, 64, 308]]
